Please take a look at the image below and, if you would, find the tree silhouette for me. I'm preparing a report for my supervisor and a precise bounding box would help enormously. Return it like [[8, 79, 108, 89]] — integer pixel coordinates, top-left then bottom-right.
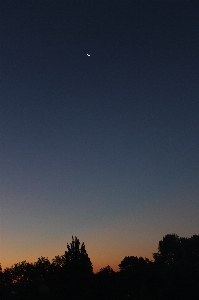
[[118, 256, 152, 299], [1, 234, 199, 299], [51, 254, 66, 269], [0, 264, 4, 298], [153, 234, 180, 266], [153, 234, 199, 268], [119, 256, 149, 272], [97, 265, 114, 276], [152, 234, 199, 299], [6, 261, 34, 286], [64, 236, 93, 275]]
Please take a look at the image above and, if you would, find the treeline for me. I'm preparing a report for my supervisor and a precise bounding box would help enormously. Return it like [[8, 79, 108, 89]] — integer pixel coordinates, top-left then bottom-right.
[[0, 234, 199, 299]]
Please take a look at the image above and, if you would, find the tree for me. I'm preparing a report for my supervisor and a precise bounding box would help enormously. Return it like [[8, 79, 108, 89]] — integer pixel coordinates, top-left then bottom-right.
[[118, 256, 151, 299], [5, 261, 34, 286], [51, 254, 66, 269], [185, 235, 199, 266], [0, 264, 4, 297], [119, 256, 149, 272], [97, 265, 115, 276], [153, 234, 199, 268], [33, 256, 51, 285], [152, 234, 199, 299], [153, 234, 180, 266], [64, 236, 93, 276]]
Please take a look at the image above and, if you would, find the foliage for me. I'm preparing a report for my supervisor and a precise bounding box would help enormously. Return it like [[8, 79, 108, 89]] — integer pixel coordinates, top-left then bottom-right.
[[51, 254, 66, 269], [153, 233, 199, 268], [1, 234, 199, 299], [119, 256, 150, 272], [64, 236, 93, 275], [97, 265, 115, 276]]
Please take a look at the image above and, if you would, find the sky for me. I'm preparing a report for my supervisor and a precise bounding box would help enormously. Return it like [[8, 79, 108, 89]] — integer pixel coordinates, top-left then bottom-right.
[[1, 0, 199, 272]]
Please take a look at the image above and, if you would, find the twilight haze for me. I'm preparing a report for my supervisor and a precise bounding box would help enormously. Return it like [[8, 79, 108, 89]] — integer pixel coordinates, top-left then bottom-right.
[[1, 0, 199, 272]]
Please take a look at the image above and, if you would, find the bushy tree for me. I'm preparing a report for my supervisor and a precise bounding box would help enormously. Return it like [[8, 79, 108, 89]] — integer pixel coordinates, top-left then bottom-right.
[[51, 254, 66, 269], [152, 234, 199, 299], [64, 236, 93, 275], [6, 261, 34, 286], [97, 265, 114, 276], [119, 256, 150, 272], [0, 264, 4, 297], [153, 234, 180, 266], [153, 234, 199, 268], [33, 256, 51, 286]]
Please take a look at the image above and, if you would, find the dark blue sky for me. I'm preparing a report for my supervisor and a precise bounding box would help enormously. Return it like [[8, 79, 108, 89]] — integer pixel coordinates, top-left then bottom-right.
[[1, 0, 199, 271]]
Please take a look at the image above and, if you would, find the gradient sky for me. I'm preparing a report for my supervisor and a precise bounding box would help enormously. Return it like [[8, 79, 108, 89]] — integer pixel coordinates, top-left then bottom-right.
[[1, 0, 199, 272]]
